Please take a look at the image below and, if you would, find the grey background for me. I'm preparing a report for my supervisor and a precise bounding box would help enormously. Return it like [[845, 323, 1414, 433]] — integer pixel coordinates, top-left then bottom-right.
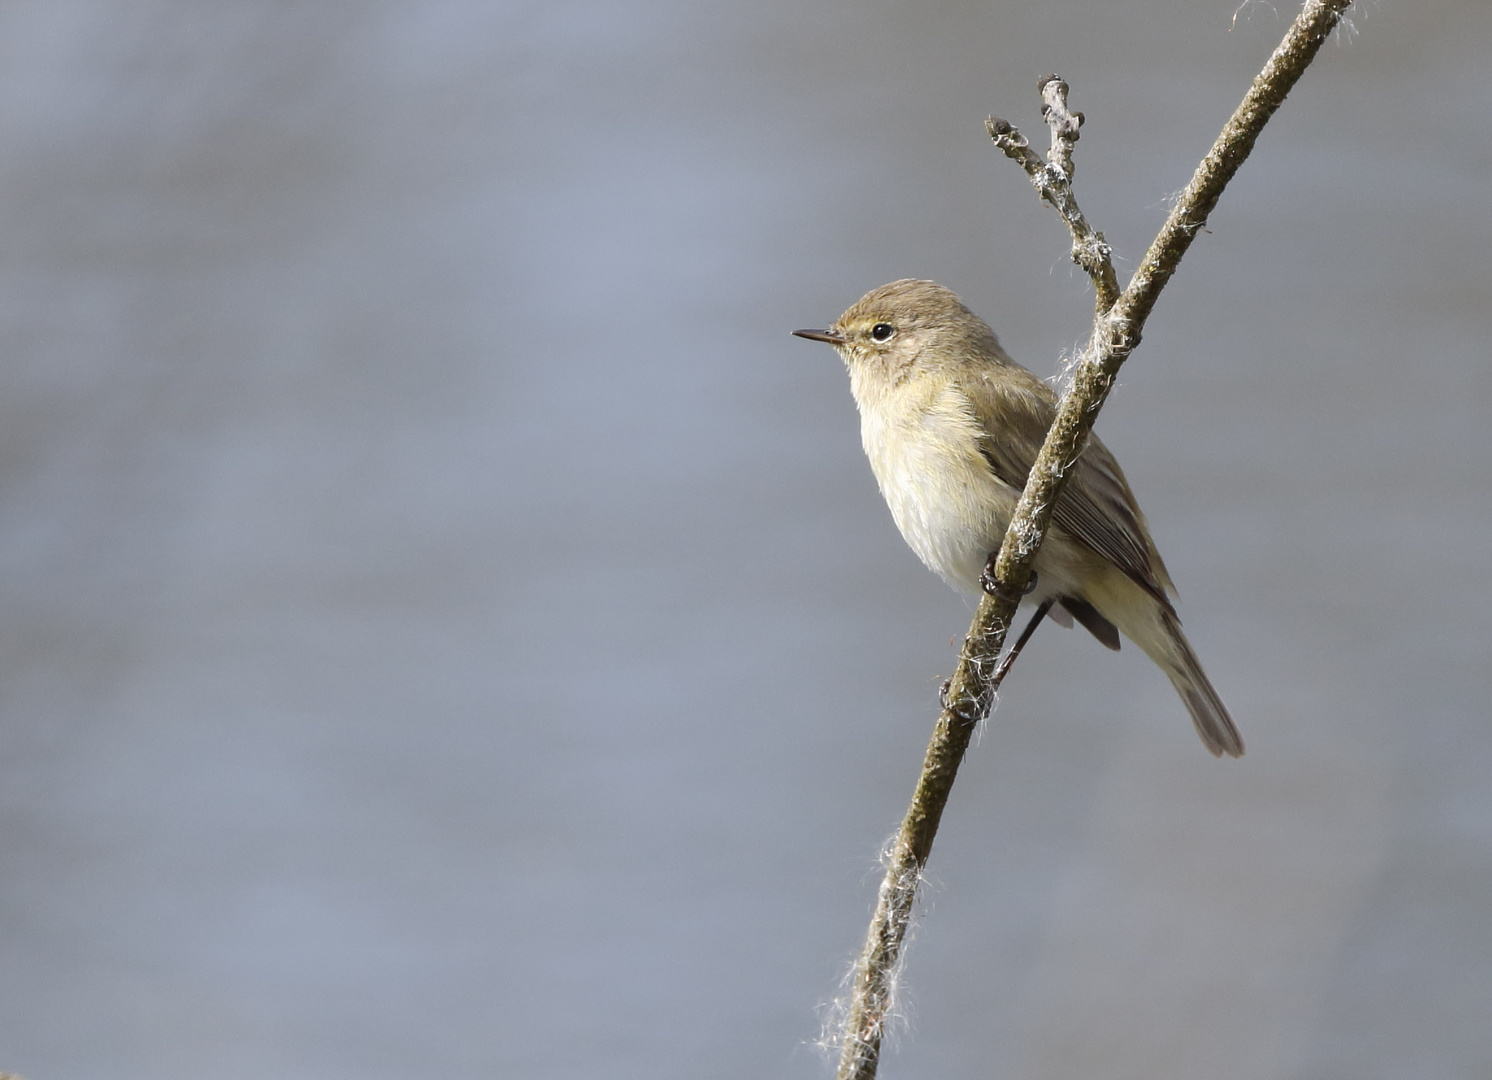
[[0, 2, 1488, 1078]]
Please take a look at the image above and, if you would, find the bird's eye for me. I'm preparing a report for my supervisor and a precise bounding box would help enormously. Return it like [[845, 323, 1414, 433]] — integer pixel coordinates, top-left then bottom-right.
[[870, 322, 895, 342]]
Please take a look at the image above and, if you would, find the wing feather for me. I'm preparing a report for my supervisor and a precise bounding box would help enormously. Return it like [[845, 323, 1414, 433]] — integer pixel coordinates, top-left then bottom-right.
[[959, 366, 1176, 611]]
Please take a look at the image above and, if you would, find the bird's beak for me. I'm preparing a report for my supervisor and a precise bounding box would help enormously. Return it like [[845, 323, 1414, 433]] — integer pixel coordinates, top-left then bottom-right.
[[792, 328, 846, 345]]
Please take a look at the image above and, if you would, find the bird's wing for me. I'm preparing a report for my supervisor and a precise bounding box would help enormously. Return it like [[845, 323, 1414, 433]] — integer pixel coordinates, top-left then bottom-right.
[[959, 368, 1176, 610]]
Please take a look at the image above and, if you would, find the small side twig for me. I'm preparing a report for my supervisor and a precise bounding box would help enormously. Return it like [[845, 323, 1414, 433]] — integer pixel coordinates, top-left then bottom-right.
[[986, 75, 1119, 313], [834, 4, 1354, 1079]]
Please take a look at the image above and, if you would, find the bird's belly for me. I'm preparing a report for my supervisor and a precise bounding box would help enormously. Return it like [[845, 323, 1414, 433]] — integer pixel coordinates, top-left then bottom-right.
[[862, 404, 1094, 598]]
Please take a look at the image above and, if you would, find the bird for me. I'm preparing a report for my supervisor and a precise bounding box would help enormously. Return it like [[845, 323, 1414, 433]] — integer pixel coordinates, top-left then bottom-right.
[[794, 278, 1243, 757]]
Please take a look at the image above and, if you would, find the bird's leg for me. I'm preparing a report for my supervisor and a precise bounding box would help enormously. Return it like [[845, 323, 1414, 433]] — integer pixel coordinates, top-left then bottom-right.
[[958, 553, 1051, 706], [990, 597, 1056, 689], [941, 595, 1055, 710]]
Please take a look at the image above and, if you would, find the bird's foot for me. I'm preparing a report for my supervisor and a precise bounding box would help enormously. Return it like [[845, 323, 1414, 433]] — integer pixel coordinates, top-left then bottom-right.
[[980, 556, 1037, 603]]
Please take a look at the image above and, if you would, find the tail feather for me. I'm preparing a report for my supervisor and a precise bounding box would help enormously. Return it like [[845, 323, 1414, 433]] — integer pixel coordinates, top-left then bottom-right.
[[1076, 568, 1244, 757], [1161, 617, 1244, 758]]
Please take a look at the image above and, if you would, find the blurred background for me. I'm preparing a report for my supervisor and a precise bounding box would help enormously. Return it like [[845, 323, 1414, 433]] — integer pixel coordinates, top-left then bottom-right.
[[0, 2, 1487, 1078]]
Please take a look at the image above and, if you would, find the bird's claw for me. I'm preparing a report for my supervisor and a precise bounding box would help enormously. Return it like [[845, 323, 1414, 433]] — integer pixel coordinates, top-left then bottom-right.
[[980, 557, 1037, 603]]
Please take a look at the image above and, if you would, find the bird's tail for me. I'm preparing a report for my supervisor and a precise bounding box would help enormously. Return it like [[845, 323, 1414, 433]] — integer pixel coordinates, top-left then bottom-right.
[[1152, 610, 1244, 758], [1093, 571, 1244, 757]]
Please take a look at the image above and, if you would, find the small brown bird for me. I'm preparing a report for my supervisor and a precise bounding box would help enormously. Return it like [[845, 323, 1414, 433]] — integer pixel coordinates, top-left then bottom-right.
[[795, 279, 1243, 757]]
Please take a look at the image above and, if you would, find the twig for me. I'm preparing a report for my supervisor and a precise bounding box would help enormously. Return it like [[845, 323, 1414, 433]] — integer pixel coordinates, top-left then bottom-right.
[[1040, 74, 1083, 182], [834, 4, 1354, 1078]]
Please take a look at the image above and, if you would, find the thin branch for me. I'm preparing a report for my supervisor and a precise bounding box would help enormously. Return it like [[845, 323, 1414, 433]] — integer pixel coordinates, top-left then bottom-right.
[[834, 3, 1354, 1078], [831, 600, 1038, 1080]]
